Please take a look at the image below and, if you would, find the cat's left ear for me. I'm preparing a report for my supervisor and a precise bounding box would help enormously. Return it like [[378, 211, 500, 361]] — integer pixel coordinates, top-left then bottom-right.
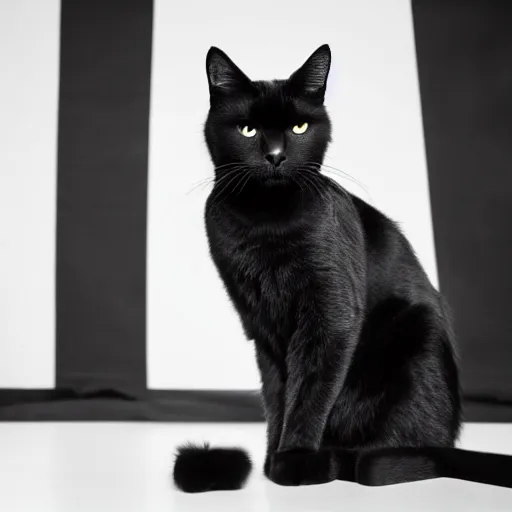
[[288, 44, 331, 103], [206, 47, 253, 97]]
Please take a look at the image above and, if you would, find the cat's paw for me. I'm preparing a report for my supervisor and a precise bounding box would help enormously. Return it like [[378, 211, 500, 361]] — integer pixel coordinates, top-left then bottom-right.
[[268, 450, 338, 486]]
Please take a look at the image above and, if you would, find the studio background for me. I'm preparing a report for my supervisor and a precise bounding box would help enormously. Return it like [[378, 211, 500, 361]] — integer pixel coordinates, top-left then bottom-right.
[[0, 0, 511, 421]]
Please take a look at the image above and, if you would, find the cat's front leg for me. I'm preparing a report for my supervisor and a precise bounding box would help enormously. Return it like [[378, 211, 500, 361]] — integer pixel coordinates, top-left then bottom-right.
[[255, 346, 285, 477], [269, 295, 362, 485]]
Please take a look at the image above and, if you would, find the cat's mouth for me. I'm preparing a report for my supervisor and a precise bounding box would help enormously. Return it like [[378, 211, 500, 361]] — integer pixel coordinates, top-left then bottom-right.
[[255, 162, 291, 184], [263, 175, 288, 184], [257, 169, 290, 186]]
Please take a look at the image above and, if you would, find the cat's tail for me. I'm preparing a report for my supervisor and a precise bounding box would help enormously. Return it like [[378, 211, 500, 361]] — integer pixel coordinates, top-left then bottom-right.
[[172, 443, 252, 493], [355, 446, 512, 488], [172, 443, 512, 491]]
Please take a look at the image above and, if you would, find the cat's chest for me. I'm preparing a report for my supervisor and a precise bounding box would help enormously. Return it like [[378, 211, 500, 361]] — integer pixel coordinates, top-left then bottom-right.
[[233, 239, 305, 298], [229, 238, 309, 337]]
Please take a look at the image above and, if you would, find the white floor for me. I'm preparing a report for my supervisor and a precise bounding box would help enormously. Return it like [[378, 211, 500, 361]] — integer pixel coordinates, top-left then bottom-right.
[[1, 422, 511, 511]]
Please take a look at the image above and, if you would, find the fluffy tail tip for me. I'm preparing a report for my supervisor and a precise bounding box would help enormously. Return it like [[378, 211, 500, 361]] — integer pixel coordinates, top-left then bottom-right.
[[173, 443, 252, 493]]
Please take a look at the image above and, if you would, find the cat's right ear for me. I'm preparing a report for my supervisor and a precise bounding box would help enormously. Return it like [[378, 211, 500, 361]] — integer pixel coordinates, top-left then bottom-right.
[[206, 47, 253, 98], [288, 44, 331, 103]]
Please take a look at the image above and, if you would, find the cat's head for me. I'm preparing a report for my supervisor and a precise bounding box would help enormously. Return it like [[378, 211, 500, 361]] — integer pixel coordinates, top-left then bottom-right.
[[204, 45, 332, 186]]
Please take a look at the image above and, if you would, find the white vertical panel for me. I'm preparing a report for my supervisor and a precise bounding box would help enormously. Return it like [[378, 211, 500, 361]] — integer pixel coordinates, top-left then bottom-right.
[[324, 0, 439, 286], [0, 0, 60, 387], [147, 0, 437, 389]]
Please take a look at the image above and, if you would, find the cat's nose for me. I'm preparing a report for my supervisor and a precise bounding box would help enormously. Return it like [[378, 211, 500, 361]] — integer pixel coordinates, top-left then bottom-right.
[[265, 152, 287, 168]]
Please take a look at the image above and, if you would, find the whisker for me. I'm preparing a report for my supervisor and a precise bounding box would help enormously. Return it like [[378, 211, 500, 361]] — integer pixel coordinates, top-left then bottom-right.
[[236, 171, 253, 195], [320, 168, 372, 201], [207, 168, 249, 211], [186, 167, 244, 196], [213, 171, 244, 199], [214, 167, 245, 185], [290, 175, 305, 194], [293, 174, 313, 196], [232, 170, 250, 195], [323, 169, 368, 194], [292, 173, 311, 195], [186, 177, 216, 195], [296, 168, 326, 199], [213, 162, 246, 172], [303, 161, 369, 193], [319, 164, 366, 188], [318, 172, 353, 200], [300, 166, 354, 201], [188, 176, 213, 188], [217, 173, 248, 205]]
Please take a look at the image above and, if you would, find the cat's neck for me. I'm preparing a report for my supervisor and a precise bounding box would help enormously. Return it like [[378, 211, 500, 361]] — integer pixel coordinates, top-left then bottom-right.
[[216, 178, 322, 226]]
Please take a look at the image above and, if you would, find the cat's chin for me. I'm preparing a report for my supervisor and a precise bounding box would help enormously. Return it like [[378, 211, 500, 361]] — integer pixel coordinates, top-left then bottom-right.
[[261, 176, 289, 186], [256, 172, 294, 188]]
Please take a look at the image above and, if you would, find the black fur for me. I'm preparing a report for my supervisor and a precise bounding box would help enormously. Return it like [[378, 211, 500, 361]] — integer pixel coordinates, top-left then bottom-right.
[[172, 44, 512, 492], [173, 444, 252, 493]]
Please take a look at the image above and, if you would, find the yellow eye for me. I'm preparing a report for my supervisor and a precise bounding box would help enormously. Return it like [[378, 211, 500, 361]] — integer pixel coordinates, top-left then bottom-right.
[[292, 122, 309, 134], [239, 125, 257, 138]]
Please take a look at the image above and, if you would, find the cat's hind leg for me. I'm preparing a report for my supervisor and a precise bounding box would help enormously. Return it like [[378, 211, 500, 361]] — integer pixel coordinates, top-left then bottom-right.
[[326, 300, 461, 486]]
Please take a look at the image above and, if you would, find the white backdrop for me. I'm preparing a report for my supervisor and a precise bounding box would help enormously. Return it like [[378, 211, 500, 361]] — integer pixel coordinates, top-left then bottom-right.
[[0, 0, 60, 388], [0, 0, 436, 391], [147, 0, 437, 389]]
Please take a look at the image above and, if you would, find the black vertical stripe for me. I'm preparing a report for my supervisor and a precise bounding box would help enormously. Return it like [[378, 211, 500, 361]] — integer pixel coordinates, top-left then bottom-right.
[[412, 0, 512, 415], [56, 0, 153, 395]]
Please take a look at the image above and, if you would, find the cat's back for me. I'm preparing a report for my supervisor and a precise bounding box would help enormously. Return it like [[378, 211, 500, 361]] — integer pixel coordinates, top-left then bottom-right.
[[346, 192, 439, 307]]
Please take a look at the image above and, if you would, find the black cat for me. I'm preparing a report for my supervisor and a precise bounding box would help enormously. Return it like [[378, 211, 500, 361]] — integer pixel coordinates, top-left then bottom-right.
[[173, 45, 512, 492]]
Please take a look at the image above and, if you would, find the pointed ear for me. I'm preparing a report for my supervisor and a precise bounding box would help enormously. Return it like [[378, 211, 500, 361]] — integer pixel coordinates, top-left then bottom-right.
[[206, 47, 253, 96], [288, 44, 331, 102]]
